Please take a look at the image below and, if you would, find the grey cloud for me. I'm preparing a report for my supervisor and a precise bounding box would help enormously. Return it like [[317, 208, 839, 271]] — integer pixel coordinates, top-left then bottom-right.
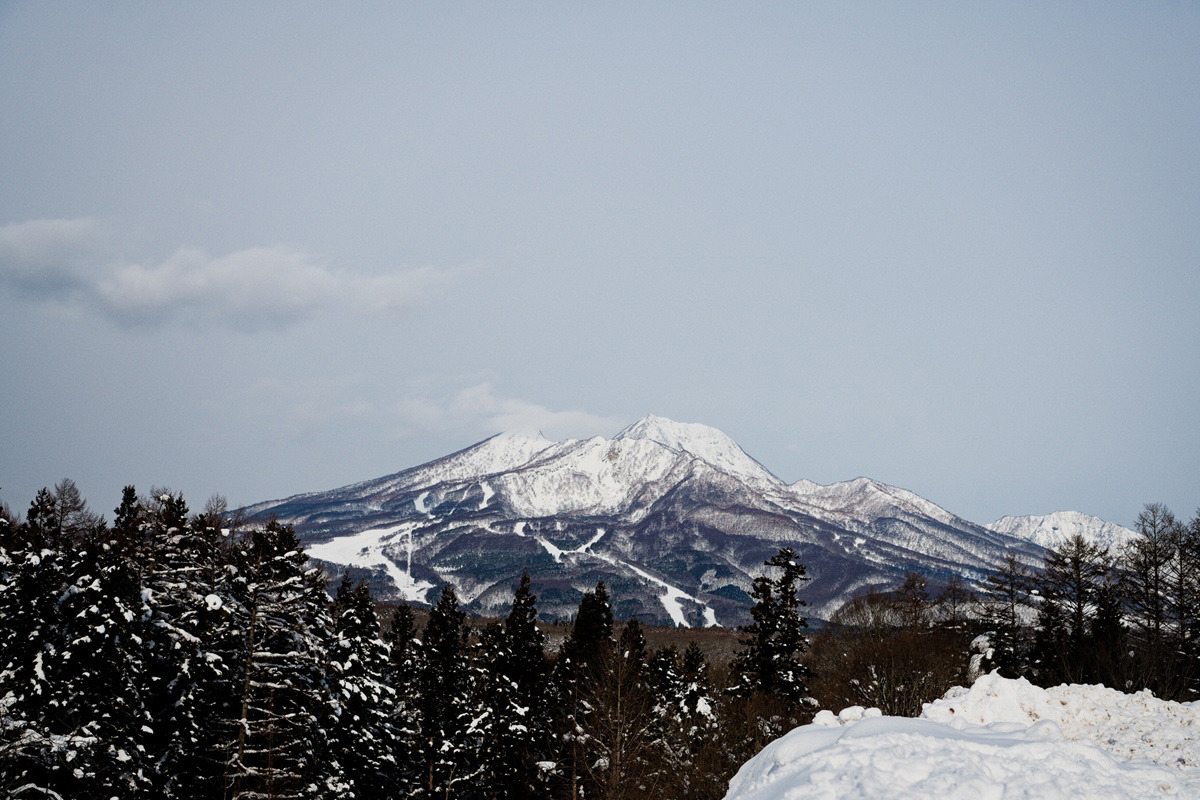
[[0, 217, 101, 301], [0, 218, 461, 330]]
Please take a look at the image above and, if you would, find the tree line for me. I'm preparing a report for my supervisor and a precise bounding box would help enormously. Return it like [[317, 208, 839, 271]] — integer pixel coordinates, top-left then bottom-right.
[[0, 481, 816, 800], [977, 503, 1200, 698], [806, 503, 1200, 716]]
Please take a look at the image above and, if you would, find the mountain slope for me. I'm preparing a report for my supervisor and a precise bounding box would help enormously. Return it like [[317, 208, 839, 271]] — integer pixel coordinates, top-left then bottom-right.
[[242, 416, 1048, 625]]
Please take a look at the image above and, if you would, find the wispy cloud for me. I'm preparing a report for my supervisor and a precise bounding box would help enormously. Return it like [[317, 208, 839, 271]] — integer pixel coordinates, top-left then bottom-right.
[[0, 217, 462, 329], [395, 381, 624, 441]]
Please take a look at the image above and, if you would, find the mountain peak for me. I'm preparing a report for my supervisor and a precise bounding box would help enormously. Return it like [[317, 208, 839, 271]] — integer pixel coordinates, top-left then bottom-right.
[[987, 511, 1138, 553], [616, 414, 722, 443], [614, 415, 780, 486]]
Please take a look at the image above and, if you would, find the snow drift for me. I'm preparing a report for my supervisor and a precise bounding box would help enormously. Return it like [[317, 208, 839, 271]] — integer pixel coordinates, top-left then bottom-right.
[[723, 673, 1200, 799]]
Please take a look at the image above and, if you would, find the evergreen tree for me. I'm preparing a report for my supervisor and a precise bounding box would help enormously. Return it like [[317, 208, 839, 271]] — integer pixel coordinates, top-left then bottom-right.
[[1089, 576, 1126, 688], [0, 499, 71, 796], [553, 581, 615, 800], [110, 484, 145, 556], [328, 575, 400, 799], [417, 584, 477, 798], [162, 498, 244, 800], [47, 528, 158, 799], [23, 487, 59, 548], [472, 622, 523, 799], [384, 601, 423, 794], [1036, 534, 1110, 684], [477, 570, 553, 799], [978, 555, 1032, 677], [731, 548, 811, 703], [1030, 583, 1067, 685], [224, 520, 334, 800]]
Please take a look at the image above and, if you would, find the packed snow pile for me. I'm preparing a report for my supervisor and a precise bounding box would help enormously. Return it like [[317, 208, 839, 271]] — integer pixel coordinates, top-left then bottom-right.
[[724, 673, 1200, 799], [923, 672, 1200, 769]]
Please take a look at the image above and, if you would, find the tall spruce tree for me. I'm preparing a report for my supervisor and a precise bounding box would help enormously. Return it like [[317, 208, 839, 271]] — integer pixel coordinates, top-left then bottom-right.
[[328, 575, 400, 799], [978, 555, 1033, 677], [731, 548, 811, 702], [417, 584, 477, 798], [224, 520, 335, 800], [477, 570, 553, 799], [49, 525, 157, 799], [553, 581, 615, 800], [0, 496, 71, 796], [384, 601, 423, 794], [1037, 534, 1111, 684]]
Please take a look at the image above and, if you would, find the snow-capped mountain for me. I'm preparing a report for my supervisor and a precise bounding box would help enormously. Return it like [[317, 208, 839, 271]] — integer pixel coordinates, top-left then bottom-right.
[[241, 415, 1049, 625], [987, 511, 1138, 554]]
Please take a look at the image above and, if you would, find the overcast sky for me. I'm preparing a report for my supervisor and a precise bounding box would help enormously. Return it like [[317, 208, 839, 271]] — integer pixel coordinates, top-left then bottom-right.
[[2, 3, 1198, 529]]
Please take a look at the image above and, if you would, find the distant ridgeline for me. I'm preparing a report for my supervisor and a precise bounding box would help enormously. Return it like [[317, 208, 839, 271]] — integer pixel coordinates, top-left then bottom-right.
[[239, 415, 1134, 625]]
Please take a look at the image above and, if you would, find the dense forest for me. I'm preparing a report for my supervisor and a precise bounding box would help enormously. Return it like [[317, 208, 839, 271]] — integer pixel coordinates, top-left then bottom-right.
[[1, 482, 1197, 799]]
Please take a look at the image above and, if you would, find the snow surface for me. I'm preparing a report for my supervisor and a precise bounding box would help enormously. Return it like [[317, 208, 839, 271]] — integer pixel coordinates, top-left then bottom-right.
[[307, 524, 434, 602], [790, 476, 959, 527], [614, 414, 782, 488], [724, 673, 1200, 799], [619, 560, 717, 628], [988, 510, 1139, 553]]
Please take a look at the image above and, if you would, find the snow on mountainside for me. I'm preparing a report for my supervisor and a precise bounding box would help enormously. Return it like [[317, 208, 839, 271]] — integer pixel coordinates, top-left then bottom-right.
[[987, 511, 1138, 554], [724, 673, 1200, 799], [791, 477, 960, 527], [613, 414, 782, 488], [242, 415, 1051, 626]]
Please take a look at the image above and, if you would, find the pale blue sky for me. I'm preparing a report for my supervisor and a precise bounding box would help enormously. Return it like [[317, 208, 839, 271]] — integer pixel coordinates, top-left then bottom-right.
[[2, 3, 1198, 528]]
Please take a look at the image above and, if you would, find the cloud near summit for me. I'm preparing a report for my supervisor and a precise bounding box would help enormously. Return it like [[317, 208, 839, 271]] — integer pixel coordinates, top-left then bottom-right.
[[0, 218, 460, 329]]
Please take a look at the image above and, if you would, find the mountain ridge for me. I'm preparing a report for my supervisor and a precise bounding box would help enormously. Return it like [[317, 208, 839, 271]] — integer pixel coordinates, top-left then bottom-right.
[[241, 416, 1129, 626]]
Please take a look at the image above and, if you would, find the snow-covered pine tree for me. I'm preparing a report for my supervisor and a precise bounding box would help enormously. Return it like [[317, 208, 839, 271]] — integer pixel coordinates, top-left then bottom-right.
[[224, 520, 334, 800], [49, 520, 158, 798], [730, 548, 811, 703], [0, 496, 72, 796], [552, 580, 614, 800], [679, 642, 715, 721], [580, 614, 657, 799], [1036, 534, 1110, 684], [474, 570, 554, 799], [328, 574, 400, 799], [384, 601, 423, 794], [141, 490, 244, 799], [416, 583, 478, 798], [645, 643, 722, 800], [471, 621, 522, 799], [978, 554, 1032, 678]]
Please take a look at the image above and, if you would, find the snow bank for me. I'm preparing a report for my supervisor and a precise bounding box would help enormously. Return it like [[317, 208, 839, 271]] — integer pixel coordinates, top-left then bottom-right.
[[724, 673, 1200, 799], [923, 672, 1200, 769]]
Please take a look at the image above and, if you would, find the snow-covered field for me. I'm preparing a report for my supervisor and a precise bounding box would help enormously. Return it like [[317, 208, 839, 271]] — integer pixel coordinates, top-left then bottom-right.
[[724, 673, 1200, 799]]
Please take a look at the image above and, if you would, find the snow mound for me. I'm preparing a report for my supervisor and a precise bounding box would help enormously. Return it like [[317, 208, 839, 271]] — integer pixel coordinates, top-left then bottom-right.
[[724, 673, 1200, 799], [923, 672, 1200, 769]]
